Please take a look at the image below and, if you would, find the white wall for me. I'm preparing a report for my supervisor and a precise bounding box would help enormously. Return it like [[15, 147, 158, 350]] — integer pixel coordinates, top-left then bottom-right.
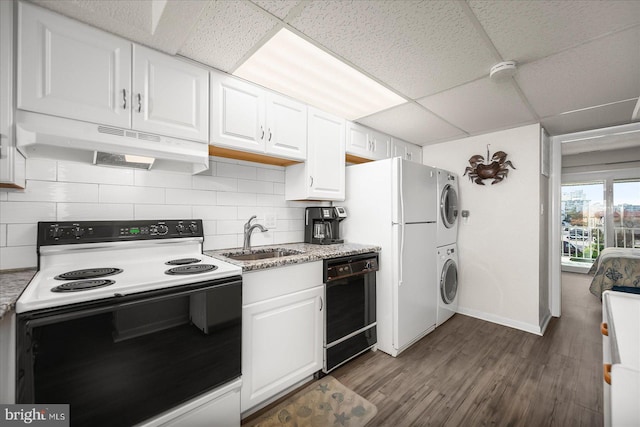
[[0, 157, 316, 270], [423, 123, 545, 334]]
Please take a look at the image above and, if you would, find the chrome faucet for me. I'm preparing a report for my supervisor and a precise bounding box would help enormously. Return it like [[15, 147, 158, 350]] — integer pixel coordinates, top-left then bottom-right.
[[243, 215, 268, 252]]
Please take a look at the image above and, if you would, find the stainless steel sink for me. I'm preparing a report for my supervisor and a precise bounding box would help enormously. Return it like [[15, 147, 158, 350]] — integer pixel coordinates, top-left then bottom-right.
[[222, 249, 303, 261]]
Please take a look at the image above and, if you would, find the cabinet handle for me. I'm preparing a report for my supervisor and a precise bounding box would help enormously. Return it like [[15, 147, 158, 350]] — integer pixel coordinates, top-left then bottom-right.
[[268, 129, 272, 142], [319, 297, 323, 311], [137, 93, 142, 113], [310, 176, 314, 187], [604, 364, 611, 385], [372, 140, 376, 152], [260, 126, 264, 140], [601, 322, 608, 336], [122, 89, 127, 110], [407, 152, 412, 160]]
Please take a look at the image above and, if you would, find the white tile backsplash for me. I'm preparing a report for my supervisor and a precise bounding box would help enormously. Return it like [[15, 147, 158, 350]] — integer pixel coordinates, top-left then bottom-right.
[[165, 188, 215, 205], [8, 181, 99, 203], [217, 162, 257, 180], [0, 245, 37, 270], [217, 192, 257, 206], [100, 185, 165, 204], [0, 202, 56, 223], [6, 224, 37, 246], [58, 161, 134, 185], [134, 170, 192, 189], [134, 204, 192, 220], [26, 158, 57, 181], [0, 224, 6, 247], [57, 203, 134, 221], [238, 179, 274, 194], [0, 158, 305, 269], [192, 175, 237, 192]]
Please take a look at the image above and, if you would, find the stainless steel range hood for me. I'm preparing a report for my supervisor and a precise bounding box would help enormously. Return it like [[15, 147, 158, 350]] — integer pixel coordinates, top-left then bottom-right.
[[16, 110, 210, 174]]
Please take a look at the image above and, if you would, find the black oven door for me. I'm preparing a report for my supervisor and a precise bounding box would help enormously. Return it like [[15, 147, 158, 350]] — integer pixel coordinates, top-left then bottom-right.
[[16, 277, 241, 427]]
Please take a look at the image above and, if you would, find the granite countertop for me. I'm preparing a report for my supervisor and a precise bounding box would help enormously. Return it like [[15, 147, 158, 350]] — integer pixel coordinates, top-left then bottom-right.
[[205, 242, 381, 272], [0, 268, 36, 319]]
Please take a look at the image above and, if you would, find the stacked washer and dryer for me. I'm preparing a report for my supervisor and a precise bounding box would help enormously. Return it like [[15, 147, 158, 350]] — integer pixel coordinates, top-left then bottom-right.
[[436, 169, 460, 326]]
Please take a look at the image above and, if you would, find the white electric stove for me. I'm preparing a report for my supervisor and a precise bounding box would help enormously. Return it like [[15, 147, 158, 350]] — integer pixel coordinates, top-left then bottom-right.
[[17, 219, 242, 313]]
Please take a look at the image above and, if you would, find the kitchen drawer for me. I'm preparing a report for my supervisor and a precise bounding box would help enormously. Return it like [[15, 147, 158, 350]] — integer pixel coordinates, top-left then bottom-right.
[[243, 261, 323, 305]]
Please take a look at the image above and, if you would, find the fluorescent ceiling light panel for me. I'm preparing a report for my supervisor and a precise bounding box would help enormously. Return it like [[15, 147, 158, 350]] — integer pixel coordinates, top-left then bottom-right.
[[234, 29, 405, 120]]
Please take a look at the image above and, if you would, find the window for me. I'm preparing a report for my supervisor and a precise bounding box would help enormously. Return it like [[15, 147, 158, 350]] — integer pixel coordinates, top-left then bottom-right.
[[613, 179, 640, 248]]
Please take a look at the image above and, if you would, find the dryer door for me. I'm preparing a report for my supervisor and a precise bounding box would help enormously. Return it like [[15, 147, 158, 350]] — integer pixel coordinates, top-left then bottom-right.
[[440, 184, 458, 229], [440, 259, 458, 304]]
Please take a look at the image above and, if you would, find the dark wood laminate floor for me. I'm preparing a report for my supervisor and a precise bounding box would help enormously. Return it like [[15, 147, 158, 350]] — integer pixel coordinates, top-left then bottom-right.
[[330, 272, 603, 426]]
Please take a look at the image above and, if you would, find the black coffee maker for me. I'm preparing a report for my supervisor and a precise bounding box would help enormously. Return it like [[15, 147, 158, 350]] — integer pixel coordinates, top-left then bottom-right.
[[304, 207, 347, 244]]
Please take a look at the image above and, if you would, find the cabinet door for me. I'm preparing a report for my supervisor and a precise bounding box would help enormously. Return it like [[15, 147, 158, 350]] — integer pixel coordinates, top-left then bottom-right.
[[405, 142, 422, 163], [390, 138, 406, 159], [17, 2, 131, 128], [346, 122, 371, 159], [370, 130, 390, 160], [241, 286, 323, 412], [307, 107, 345, 200], [265, 93, 306, 160], [132, 45, 209, 142], [210, 71, 265, 153]]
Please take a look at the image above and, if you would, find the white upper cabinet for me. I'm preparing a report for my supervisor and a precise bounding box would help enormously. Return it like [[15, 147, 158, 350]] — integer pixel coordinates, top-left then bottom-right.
[[286, 107, 345, 201], [210, 71, 265, 152], [346, 122, 389, 161], [210, 71, 306, 161], [265, 92, 307, 160], [18, 1, 132, 129], [1, 0, 25, 189], [17, 2, 209, 142], [132, 45, 208, 142], [391, 138, 422, 164]]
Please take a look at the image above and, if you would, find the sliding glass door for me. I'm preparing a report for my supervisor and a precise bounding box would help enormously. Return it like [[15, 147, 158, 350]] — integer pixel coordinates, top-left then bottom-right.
[[561, 178, 640, 268], [612, 179, 640, 248]]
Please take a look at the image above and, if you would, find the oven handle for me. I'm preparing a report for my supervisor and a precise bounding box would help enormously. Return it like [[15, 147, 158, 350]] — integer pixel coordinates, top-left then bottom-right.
[[18, 277, 242, 326]]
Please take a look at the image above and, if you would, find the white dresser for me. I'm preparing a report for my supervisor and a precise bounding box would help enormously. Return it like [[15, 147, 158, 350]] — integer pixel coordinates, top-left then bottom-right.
[[602, 290, 640, 427]]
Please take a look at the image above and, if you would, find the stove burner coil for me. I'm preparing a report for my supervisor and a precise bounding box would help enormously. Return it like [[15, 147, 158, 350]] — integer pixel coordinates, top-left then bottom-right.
[[165, 264, 217, 275], [165, 258, 201, 266], [55, 268, 123, 280], [51, 280, 116, 292]]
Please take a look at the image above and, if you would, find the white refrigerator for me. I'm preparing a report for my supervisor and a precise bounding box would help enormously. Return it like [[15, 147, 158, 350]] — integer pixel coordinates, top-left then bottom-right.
[[342, 157, 437, 357]]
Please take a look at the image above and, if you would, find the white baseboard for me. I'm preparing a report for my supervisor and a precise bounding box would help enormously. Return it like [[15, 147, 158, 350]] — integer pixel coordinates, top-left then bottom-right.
[[456, 306, 544, 336], [539, 311, 553, 335]]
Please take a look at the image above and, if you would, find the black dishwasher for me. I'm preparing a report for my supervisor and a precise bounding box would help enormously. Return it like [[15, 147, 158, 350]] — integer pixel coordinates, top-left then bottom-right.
[[323, 252, 378, 373]]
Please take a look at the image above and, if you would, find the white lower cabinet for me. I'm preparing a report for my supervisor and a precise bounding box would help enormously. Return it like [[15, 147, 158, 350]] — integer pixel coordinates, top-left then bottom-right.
[[241, 263, 324, 414]]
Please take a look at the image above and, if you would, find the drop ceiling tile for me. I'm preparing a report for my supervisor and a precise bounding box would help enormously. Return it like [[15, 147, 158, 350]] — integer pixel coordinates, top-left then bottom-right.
[[32, 0, 208, 55], [358, 103, 466, 146], [469, 0, 640, 64], [516, 27, 640, 118], [418, 77, 536, 134], [251, 0, 302, 20], [541, 98, 637, 135], [178, 1, 278, 72], [289, 0, 495, 98]]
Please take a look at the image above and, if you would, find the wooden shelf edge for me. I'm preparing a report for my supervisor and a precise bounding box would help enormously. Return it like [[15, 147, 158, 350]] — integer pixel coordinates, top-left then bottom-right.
[[345, 154, 373, 164], [208, 146, 301, 167], [0, 183, 25, 190]]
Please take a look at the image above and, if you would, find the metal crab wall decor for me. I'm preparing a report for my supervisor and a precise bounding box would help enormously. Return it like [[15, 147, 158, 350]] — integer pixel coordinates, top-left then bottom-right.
[[463, 145, 516, 185]]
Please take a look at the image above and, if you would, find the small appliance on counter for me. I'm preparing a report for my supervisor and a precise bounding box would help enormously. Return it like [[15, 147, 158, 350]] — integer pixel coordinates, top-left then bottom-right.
[[304, 206, 347, 244]]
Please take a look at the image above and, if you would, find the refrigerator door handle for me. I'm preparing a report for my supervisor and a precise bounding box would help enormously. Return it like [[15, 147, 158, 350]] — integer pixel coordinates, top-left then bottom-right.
[[399, 164, 404, 287]]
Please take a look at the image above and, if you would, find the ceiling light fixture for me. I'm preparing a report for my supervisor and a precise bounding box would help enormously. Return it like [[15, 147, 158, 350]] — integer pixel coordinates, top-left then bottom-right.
[[489, 60, 517, 82], [233, 28, 405, 120]]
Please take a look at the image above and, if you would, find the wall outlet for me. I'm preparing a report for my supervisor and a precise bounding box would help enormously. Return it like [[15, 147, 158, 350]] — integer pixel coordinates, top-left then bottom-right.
[[264, 213, 277, 229]]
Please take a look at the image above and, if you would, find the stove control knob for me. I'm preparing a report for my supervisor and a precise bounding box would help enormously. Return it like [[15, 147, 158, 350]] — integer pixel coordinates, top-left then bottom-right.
[[176, 224, 185, 233], [157, 224, 169, 235], [72, 227, 84, 238], [49, 227, 62, 239], [188, 223, 198, 233]]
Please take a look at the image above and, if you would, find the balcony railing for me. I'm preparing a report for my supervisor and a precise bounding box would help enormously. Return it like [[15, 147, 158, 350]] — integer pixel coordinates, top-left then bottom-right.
[[561, 225, 640, 266]]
